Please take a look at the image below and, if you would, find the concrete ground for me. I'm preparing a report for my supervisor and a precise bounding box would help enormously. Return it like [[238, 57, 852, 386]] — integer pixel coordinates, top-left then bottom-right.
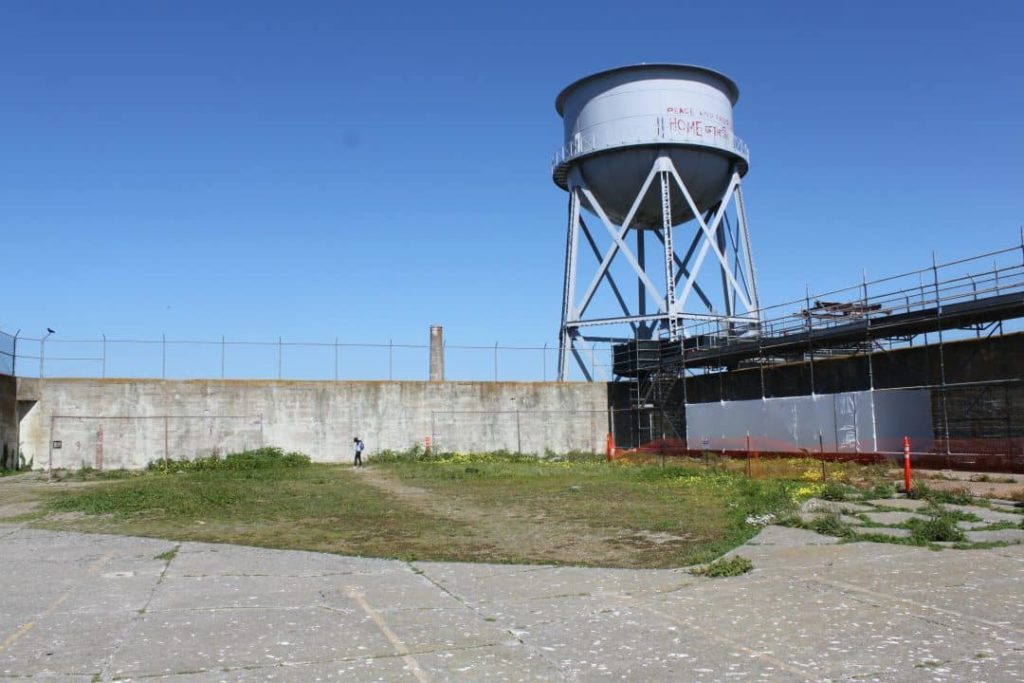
[[0, 524, 1021, 682]]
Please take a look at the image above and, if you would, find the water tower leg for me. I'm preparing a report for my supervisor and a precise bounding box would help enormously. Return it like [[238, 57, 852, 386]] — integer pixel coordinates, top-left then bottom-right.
[[636, 229, 647, 338], [558, 188, 582, 381], [715, 206, 733, 320], [734, 183, 761, 315]]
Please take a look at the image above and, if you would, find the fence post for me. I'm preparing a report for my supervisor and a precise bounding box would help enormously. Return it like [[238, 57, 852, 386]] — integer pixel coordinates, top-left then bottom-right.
[[11, 330, 18, 376], [903, 436, 912, 494], [515, 409, 521, 454], [933, 251, 951, 456], [608, 405, 616, 458], [819, 430, 826, 482], [47, 414, 55, 482], [40, 334, 47, 378], [746, 432, 751, 478], [805, 284, 814, 395]]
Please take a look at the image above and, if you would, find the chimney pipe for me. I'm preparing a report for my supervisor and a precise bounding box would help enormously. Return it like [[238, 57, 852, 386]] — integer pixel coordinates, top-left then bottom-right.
[[429, 325, 444, 381]]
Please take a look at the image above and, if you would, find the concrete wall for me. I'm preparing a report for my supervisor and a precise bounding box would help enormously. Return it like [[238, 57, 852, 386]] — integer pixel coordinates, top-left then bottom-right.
[[0, 374, 16, 469], [16, 378, 609, 470]]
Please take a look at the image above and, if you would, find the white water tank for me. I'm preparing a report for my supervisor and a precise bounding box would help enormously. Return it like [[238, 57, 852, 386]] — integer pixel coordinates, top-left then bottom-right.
[[553, 64, 749, 227]]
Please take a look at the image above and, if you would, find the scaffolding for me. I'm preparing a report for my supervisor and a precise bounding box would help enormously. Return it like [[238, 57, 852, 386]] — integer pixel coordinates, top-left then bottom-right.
[[613, 237, 1024, 470]]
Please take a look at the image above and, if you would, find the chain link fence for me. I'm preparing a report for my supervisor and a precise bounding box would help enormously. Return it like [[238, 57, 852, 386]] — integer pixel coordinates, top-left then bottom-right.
[[0, 330, 15, 376], [429, 409, 609, 455], [2, 333, 614, 382]]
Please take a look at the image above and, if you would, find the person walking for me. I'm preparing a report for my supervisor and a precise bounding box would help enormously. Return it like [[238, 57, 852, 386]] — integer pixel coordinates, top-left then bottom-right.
[[352, 437, 365, 468]]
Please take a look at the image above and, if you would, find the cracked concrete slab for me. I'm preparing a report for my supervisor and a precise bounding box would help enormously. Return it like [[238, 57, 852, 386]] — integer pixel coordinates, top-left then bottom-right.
[[855, 526, 913, 538], [0, 524, 1022, 682], [943, 504, 1023, 524], [965, 528, 1024, 544], [862, 511, 929, 525], [866, 498, 931, 510]]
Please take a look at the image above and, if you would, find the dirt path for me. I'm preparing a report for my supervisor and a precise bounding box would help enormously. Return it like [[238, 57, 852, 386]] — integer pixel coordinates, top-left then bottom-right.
[[0, 472, 107, 520], [351, 466, 671, 567]]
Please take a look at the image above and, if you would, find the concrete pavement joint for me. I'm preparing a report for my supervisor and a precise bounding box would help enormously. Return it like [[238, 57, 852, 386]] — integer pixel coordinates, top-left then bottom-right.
[[0, 545, 113, 655], [410, 562, 578, 680], [633, 599, 818, 681], [95, 543, 180, 682], [107, 642, 510, 681], [0, 525, 25, 541], [344, 585, 431, 682], [174, 569, 388, 578], [809, 577, 1024, 636]]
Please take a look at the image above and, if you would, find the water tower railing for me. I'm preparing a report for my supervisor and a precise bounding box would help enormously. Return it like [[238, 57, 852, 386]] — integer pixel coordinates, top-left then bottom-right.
[[552, 126, 749, 171]]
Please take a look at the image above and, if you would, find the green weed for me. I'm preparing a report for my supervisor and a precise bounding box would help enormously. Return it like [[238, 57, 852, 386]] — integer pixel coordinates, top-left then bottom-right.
[[908, 483, 974, 506], [867, 481, 896, 499], [907, 516, 966, 543], [690, 555, 753, 577], [147, 447, 310, 473], [819, 481, 853, 501], [154, 546, 179, 562], [811, 511, 853, 537]]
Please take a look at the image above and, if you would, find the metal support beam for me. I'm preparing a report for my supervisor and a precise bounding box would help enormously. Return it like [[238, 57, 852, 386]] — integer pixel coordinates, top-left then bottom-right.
[[558, 155, 760, 380], [557, 187, 582, 381], [660, 170, 679, 340]]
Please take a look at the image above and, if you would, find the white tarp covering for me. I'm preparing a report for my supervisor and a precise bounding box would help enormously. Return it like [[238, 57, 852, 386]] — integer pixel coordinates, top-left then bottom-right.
[[686, 389, 933, 454]]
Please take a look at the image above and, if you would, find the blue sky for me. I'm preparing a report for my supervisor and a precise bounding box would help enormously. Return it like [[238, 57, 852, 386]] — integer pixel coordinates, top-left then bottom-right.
[[2, 1, 1022, 380]]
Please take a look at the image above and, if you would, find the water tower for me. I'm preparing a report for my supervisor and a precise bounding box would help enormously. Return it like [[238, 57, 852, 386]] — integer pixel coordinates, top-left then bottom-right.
[[553, 64, 761, 380]]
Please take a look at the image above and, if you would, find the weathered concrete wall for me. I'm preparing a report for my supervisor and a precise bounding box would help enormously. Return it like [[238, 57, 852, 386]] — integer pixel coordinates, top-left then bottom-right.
[[17, 379, 609, 470], [0, 374, 17, 469]]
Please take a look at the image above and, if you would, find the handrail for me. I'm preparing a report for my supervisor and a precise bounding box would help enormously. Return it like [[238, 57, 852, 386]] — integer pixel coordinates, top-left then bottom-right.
[[680, 244, 1024, 343]]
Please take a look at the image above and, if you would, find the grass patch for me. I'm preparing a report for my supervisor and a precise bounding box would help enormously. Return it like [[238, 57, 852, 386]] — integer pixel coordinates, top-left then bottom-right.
[[40, 462, 478, 562], [810, 511, 854, 538], [33, 449, 811, 569], [908, 482, 974, 506], [689, 555, 753, 577], [58, 467, 138, 481], [907, 516, 966, 543], [147, 447, 311, 473], [866, 481, 896, 499], [969, 474, 1017, 484], [819, 481, 854, 501], [923, 502, 980, 523], [378, 454, 803, 566], [154, 546, 179, 562]]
